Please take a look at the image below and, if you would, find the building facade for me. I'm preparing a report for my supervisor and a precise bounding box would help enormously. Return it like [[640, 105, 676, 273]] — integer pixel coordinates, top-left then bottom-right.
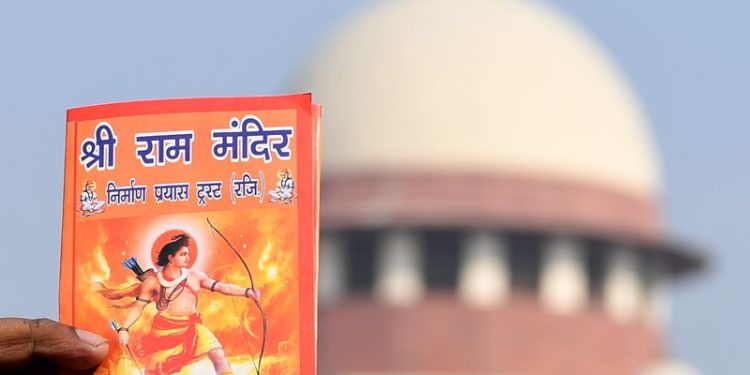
[[295, 0, 704, 374]]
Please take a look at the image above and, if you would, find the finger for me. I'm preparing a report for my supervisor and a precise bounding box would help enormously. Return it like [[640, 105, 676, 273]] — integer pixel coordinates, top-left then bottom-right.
[[0, 318, 109, 370], [133, 345, 146, 358]]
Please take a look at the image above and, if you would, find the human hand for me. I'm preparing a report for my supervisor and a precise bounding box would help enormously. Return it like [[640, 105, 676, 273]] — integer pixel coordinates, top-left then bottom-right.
[[247, 288, 261, 301], [0, 317, 109, 374], [118, 330, 129, 346]]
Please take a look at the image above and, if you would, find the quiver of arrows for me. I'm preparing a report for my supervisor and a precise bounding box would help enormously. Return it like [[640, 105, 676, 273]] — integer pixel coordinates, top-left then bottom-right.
[[122, 256, 155, 282]]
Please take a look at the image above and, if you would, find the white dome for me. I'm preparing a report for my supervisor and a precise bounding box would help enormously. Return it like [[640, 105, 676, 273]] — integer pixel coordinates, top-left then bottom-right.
[[295, 0, 661, 199]]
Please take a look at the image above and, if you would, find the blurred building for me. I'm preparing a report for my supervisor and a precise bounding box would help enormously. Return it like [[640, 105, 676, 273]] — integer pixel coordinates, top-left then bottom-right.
[[294, 0, 704, 374]]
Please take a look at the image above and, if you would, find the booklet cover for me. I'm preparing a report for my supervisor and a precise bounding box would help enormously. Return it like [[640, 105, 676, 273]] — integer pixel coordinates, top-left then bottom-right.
[[59, 94, 320, 375]]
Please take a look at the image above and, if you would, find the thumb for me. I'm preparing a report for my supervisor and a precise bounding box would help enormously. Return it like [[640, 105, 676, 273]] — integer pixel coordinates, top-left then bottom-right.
[[0, 318, 109, 370]]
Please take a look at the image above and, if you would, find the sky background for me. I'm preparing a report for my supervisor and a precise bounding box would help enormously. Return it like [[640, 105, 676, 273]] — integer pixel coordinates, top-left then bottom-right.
[[0, 1, 746, 374]]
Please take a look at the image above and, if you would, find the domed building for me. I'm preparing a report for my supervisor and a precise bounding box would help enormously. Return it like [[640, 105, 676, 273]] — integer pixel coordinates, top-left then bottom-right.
[[293, 0, 704, 374]]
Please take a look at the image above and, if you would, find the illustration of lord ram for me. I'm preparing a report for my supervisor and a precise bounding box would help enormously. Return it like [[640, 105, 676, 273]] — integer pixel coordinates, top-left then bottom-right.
[[99, 232, 264, 375]]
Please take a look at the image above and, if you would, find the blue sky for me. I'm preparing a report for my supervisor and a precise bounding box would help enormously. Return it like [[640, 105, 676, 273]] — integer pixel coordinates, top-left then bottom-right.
[[0, 1, 746, 373]]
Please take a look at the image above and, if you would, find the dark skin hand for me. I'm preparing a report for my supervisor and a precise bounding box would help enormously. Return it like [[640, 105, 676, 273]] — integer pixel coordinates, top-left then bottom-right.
[[0, 318, 109, 374]]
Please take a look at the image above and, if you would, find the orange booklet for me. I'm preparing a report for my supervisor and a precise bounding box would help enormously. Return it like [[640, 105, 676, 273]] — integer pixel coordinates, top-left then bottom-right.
[[60, 94, 320, 375]]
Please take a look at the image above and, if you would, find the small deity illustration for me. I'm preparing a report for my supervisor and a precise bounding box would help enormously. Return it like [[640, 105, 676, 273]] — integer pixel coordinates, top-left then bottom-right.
[[79, 180, 105, 217], [268, 168, 295, 204]]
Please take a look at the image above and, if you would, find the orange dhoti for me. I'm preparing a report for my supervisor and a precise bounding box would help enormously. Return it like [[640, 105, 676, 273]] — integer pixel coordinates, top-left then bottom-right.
[[134, 312, 222, 375]]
